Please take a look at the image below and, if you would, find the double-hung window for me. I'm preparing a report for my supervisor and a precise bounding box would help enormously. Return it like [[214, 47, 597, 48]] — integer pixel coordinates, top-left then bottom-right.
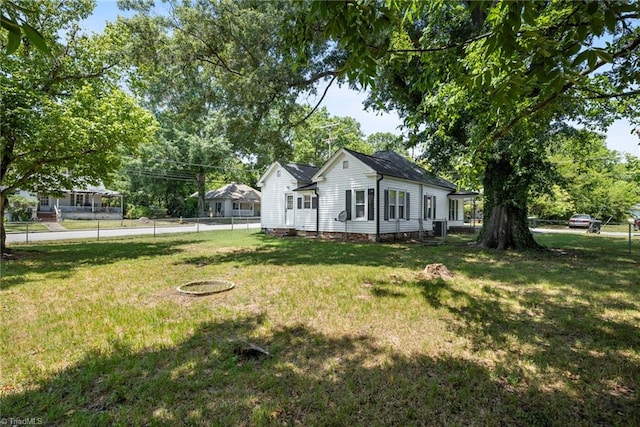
[[449, 199, 459, 221], [398, 191, 405, 219], [423, 195, 436, 220], [355, 190, 365, 219], [388, 190, 396, 219], [303, 194, 311, 209]]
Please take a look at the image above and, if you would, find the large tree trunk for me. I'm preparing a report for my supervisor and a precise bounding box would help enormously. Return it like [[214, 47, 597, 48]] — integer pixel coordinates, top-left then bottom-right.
[[1, 192, 8, 255], [478, 156, 542, 251], [195, 172, 207, 218]]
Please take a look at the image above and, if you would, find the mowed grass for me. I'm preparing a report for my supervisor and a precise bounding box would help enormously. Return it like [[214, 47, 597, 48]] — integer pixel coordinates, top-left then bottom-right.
[[1, 230, 638, 425]]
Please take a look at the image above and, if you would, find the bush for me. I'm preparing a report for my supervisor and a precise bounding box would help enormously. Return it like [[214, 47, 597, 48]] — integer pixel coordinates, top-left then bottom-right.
[[7, 195, 36, 221], [125, 204, 166, 219]]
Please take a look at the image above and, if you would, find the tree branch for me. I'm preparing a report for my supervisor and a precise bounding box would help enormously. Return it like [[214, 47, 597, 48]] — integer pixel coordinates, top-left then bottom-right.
[[291, 75, 338, 128], [493, 33, 640, 141]]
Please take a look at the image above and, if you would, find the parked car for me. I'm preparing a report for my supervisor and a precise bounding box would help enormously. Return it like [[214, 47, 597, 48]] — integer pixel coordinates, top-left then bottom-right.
[[568, 214, 592, 228], [634, 217, 640, 231]]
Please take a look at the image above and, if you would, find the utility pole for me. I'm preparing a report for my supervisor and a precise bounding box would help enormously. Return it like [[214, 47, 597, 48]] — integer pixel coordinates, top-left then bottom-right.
[[318, 123, 339, 160]]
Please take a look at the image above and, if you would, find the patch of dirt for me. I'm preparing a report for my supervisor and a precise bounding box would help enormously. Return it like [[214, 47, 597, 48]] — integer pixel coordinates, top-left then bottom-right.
[[421, 263, 455, 280]]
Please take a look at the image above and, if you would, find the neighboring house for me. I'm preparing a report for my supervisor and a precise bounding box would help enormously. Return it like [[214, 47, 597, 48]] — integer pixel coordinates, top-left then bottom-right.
[[257, 148, 479, 241], [37, 183, 123, 222], [192, 182, 261, 217]]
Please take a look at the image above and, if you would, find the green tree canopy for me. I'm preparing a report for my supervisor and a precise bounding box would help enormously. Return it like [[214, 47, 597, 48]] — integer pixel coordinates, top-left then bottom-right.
[[0, 0, 156, 252], [291, 107, 369, 166], [281, 0, 640, 249]]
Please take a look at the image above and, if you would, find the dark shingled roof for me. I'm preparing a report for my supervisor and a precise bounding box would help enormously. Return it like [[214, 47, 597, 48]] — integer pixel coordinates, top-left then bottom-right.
[[344, 149, 457, 190], [282, 163, 319, 184]]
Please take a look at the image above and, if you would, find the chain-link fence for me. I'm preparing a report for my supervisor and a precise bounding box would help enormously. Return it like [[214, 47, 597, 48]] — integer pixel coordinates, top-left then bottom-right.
[[5, 216, 261, 244]]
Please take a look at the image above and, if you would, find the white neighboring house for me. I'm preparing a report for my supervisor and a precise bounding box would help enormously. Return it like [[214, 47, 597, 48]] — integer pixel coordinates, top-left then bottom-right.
[[257, 162, 319, 236], [257, 148, 478, 241], [37, 183, 123, 222], [191, 182, 261, 217]]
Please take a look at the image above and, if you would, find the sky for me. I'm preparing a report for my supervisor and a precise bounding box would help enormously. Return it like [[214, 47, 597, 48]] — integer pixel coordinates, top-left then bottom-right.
[[85, 0, 639, 157]]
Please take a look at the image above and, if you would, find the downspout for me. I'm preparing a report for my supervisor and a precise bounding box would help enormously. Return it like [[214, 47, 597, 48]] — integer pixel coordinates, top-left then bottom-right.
[[314, 188, 320, 237], [376, 174, 384, 241]]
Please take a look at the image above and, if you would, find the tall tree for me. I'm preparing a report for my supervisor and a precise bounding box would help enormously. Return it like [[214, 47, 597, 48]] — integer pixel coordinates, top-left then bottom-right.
[[117, 0, 340, 169], [0, 0, 156, 253], [530, 128, 640, 221], [281, 0, 640, 250], [291, 107, 369, 166]]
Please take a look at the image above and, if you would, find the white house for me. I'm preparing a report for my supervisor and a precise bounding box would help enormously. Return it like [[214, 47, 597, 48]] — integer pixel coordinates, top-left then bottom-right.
[[37, 183, 123, 222], [191, 182, 261, 217], [257, 148, 478, 241], [257, 162, 319, 236]]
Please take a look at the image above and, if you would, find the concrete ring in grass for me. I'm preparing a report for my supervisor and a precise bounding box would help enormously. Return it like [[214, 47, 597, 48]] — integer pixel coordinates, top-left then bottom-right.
[[176, 280, 235, 296]]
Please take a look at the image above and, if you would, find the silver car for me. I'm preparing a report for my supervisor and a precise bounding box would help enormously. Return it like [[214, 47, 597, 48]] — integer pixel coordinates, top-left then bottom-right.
[[568, 214, 592, 228]]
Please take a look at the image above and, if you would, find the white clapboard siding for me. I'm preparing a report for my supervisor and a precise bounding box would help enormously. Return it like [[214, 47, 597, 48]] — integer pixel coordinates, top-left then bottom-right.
[[316, 151, 378, 235], [293, 191, 317, 232], [258, 163, 298, 229]]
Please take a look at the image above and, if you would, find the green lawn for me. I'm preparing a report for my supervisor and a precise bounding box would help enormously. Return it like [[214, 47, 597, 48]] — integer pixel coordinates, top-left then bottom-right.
[[3, 222, 48, 232], [59, 219, 183, 230], [1, 230, 638, 425]]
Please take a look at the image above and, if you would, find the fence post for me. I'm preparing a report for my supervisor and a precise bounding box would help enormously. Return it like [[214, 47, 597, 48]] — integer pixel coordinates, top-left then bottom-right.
[[246, 217, 249, 230], [26, 222, 29, 244], [231, 217, 234, 230], [97, 220, 100, 241], [629, 223, 632, 255], [153, 219, 156, 237], [196, 217, 200, 233]]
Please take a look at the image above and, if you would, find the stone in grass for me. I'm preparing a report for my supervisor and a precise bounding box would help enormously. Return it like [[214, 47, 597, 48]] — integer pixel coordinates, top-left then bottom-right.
[[421, 263, 455, 280], [233, 342, 270, 359]]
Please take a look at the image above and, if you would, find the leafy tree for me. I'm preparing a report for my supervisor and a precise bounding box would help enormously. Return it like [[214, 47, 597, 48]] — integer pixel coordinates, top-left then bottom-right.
[[117, 0, 336, 169], [282, 1, 640, 250], [1, 0, 49, 54], [116, 0, 319, 211], [292, 107, 369, 166], [367, 132, 408, 156], [529, 128, 640, 221], [6, 195, 36, 221], [0, 0, 156, 253]]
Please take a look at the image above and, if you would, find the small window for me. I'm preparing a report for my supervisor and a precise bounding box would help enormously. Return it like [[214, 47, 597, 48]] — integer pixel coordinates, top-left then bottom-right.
[[398, 191, 405, 219], [303, 194, 311, 209], [355, 190, 365, 218], [39, 195, 49, 206], [286, 195, 293, 210], [277, 170, 281, 177], [342, 160, 349, 169]]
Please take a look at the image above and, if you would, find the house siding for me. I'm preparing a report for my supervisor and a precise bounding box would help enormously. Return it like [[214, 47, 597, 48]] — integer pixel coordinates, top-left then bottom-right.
[[258, 163, 300, 230], [294, 191, 317, 232], [260, 149, 469, 241], [316, 152, 378, 236]]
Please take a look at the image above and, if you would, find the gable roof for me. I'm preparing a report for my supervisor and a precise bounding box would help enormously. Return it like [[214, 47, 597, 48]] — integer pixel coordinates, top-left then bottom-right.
[[282, 163, 319, 184], [191, 182, 261, 201], [340, 148, 457, 190]]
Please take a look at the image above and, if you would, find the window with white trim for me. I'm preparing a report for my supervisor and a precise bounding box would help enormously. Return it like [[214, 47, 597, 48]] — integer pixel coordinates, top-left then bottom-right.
[[39, 195, 49, 206], [286, 195, 293, 210], [303, 194, 311, 209], [424, 195, 437, 220], [398, 191, 405, 219], [355, 190, 365, 219]]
